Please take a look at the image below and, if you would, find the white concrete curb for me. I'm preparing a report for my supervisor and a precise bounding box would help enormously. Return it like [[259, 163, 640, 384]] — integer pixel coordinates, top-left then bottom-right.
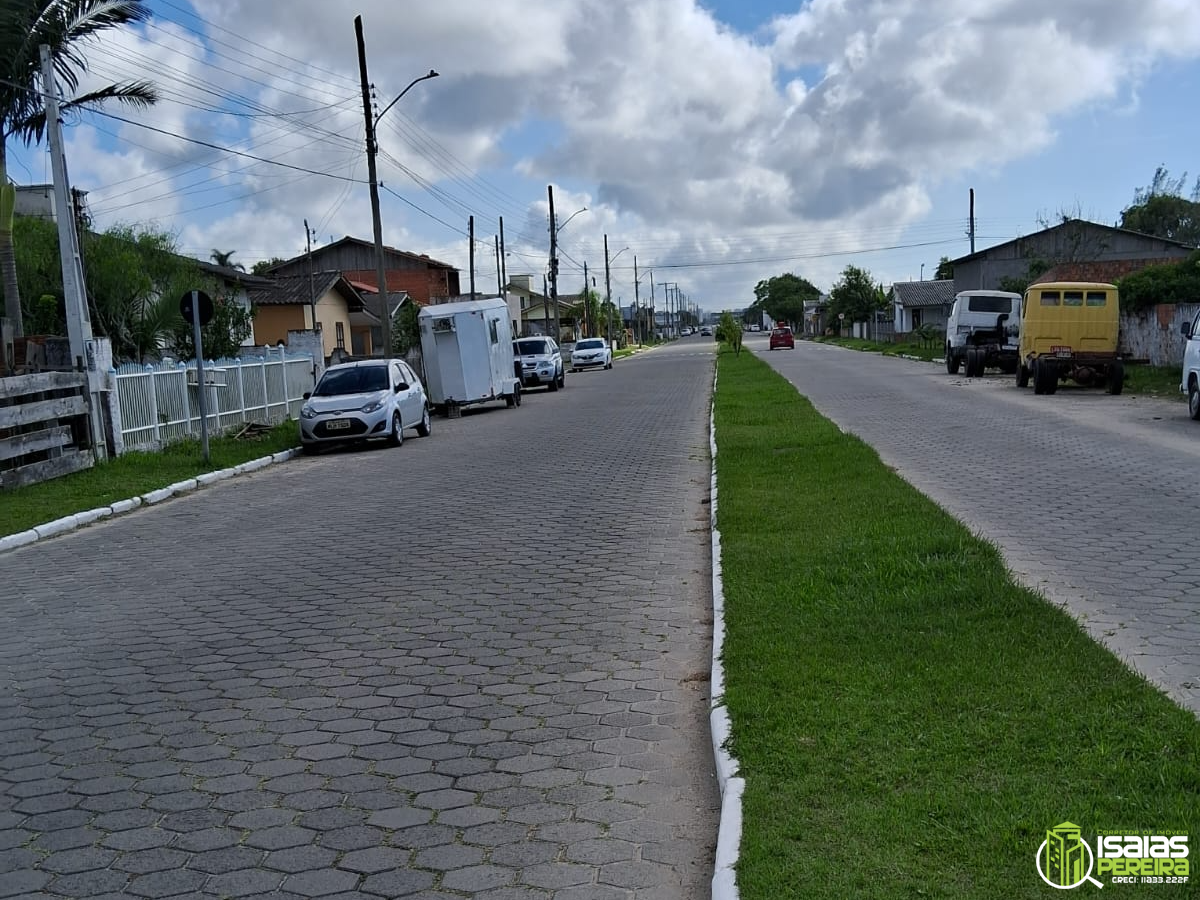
[[709, 365, 743, 900], [0, 448, 301, 555]]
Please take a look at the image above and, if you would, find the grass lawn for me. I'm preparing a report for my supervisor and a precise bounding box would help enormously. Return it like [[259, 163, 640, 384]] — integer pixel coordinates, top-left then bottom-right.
[[0, 421, 300, 538], [812, 334, 943, 362], [1124, 364, 1183, 400], [714, 350, 1200, 899]]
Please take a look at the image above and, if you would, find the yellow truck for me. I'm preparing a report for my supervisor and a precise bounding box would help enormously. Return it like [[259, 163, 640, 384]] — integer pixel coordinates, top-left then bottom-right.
[[1015, 282, 1124, 395]]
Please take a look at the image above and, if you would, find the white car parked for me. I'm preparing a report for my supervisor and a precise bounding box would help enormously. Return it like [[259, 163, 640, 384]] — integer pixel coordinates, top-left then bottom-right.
[[1180, 309, 1200, 419], [571, 338, 613, 371], [300, 359, 431, 453], [513, 337, 566, 391]]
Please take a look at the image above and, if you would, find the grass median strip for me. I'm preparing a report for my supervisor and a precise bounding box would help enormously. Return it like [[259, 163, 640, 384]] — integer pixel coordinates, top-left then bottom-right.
[[713, 350, 1200, 899], [0, 422, 299, 538]]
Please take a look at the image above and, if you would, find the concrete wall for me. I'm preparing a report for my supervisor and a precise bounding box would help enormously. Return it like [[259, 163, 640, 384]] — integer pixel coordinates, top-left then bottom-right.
[[1119, 303, 1200, 367]]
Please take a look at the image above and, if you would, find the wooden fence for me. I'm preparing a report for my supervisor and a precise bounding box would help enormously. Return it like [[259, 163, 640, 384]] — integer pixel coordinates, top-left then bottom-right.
[[0, 371, 94, 489]]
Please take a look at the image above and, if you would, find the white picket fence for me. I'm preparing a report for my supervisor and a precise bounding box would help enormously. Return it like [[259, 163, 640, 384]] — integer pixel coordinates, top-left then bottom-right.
[[114, 349, 316, 451]]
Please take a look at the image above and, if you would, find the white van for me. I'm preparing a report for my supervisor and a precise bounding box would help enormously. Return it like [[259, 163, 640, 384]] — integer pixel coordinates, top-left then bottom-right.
[[1179, 309, 1200, 419], [945, 290, 1022, 378]]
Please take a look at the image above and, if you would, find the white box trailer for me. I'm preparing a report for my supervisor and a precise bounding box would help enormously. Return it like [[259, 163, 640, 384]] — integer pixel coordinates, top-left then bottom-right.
[[418, 297, 522, 417]]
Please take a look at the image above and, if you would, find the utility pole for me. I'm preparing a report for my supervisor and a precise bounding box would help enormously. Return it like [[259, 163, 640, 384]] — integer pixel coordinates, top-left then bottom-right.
[[649, 271, 655, 340], [355, 15, 392, 358], [304, 219, 317, 333], [969, 188, 976, 254], [603, 234, 613, 349], [41, 44, 105, 457], [494, 234, 501, 297], [498, 216, 508, 294], [468, 215, 476, 300], [633, 256, 640, 346], [548, 185, 559, 343], [583, 261, 590, 338]]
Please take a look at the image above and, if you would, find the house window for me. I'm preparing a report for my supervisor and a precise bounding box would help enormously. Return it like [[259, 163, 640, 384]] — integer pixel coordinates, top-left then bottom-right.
[[335, 322, 345, 349], [912, 309, 923, 327]]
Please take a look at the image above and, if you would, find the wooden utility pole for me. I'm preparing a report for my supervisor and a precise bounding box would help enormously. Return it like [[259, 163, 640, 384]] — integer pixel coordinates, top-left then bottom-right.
[[583, 261, 590, 337], [304, 219, 317, 331], [969, 188, 976, 254], [354, 16, 392, 357], [494, 234, 501, 297], [468, 215, 476, 299]]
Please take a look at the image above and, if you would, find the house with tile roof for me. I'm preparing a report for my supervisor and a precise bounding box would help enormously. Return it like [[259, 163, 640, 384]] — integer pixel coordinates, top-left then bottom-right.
[[892, 279, 956, 332], [248, 271, 385, 359]]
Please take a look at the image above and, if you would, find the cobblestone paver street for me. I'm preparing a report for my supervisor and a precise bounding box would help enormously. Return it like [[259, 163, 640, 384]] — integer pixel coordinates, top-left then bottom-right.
[[757, 337, 1200, 715], [1, 342, 719, 898]]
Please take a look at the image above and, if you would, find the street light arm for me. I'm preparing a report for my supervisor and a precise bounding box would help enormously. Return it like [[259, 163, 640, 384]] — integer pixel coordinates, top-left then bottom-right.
[[376, 69, 439, 125], [556, 207, 588, 235]]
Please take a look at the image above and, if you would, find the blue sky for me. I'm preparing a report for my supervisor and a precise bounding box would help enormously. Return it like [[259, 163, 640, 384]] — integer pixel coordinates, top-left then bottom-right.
[[12, 0, 1200, 314]]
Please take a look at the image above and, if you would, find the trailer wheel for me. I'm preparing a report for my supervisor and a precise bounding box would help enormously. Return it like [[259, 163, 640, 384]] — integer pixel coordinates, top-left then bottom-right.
[[1190, 379, 1200, 420], [1106, 360, 1125, 396], [945, 345, 960, 375]]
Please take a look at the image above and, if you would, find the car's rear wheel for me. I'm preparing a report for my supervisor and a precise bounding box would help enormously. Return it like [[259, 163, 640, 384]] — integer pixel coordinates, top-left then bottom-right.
[[389, 411, 404, 446], [1190, 379, 1200, 420], [416, 405, 432, 437]]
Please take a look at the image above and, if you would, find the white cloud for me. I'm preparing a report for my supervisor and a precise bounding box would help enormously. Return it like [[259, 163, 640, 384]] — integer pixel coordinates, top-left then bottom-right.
[[28, 0, 1200, 306]]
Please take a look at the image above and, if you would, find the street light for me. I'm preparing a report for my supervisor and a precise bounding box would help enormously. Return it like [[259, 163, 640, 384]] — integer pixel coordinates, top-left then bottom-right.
[[604, 238, 629, 350], [357, 15, 438, 358]]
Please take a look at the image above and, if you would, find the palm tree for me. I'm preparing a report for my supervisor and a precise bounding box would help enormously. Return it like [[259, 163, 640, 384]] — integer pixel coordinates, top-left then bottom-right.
[[1, 0, 157, 337], [209, 249, 245, 271]]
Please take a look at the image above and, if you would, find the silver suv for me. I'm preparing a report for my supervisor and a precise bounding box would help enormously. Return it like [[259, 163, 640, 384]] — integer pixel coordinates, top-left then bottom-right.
[[513, 337, 565, 392]]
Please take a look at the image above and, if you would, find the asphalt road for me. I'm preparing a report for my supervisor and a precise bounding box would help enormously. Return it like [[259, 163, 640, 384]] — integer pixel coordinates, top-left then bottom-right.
[[753, 333, 1200, 715], [1, 340, 719, 899]]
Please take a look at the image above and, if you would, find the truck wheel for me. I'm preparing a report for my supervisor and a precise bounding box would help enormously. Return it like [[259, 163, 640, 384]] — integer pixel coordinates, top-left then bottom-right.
[[1032, 359, 1047, 395], [1190, 379, 1200, 420], [1016, 362, 1030, 388], [1106, 360, 1125, 395], [945, 345, 960, 375], [965, 348, 979, 378]]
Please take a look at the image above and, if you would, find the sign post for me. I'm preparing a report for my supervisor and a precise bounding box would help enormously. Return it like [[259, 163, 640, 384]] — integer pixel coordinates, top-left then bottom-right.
[[180, 290, 214, 463]]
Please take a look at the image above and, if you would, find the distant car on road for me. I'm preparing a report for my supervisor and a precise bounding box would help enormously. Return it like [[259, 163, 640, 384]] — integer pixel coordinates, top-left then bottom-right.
[[750, 324, 761, 332], [700, 326, 713, 336], [513, 337, 565, 392], [769, 326, 795, 350], [571, 338, 613, 371], [300, 359, 431, 453]]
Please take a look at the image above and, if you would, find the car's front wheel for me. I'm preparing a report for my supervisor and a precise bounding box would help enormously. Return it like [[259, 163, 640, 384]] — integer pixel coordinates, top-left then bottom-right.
[[389, 412, 404, 447], [1190, 379, 1200, 421]]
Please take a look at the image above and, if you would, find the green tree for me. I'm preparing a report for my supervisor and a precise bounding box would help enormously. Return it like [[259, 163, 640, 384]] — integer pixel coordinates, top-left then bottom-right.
[[827, 264, 885, 329], [1119, 166, 1200, 246], [1117, 250, 1200, 312], [717, 310, 742, 355], [14, 215, 236, 362], [752, 272, 821, 329], [934, 256, 954, 280], [390, 300, 420, 356], [251, 257, 285, 275], [1, 0, 158, 337], [209, 248, 244, 271], [169, 294, 253, 361]]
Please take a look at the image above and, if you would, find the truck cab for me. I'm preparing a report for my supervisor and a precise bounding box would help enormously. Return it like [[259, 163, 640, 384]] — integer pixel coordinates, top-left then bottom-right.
[[945, 290, 1021, 377]]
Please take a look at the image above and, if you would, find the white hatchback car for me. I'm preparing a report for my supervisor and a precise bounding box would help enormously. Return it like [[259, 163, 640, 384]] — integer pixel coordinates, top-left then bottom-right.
[[300, 359, 431, 453], [571, 338, 613, 371]]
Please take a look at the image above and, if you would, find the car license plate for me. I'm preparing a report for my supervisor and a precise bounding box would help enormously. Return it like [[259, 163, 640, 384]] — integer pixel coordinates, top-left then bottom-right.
[[326, 419, 351, 430]]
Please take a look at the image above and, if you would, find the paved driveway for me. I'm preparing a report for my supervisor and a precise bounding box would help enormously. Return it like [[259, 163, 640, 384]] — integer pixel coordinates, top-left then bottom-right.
[[754, 335, 1200, 715], [0, 342, 718, 899]]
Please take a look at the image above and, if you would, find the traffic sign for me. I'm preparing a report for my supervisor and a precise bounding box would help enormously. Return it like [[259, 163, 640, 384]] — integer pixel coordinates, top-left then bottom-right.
[[180, 290, 214, 327], [838, 312, 846, 320]]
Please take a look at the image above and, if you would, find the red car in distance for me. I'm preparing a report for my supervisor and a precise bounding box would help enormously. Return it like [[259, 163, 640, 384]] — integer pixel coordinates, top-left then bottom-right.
[[769, 326, 795, 350]]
